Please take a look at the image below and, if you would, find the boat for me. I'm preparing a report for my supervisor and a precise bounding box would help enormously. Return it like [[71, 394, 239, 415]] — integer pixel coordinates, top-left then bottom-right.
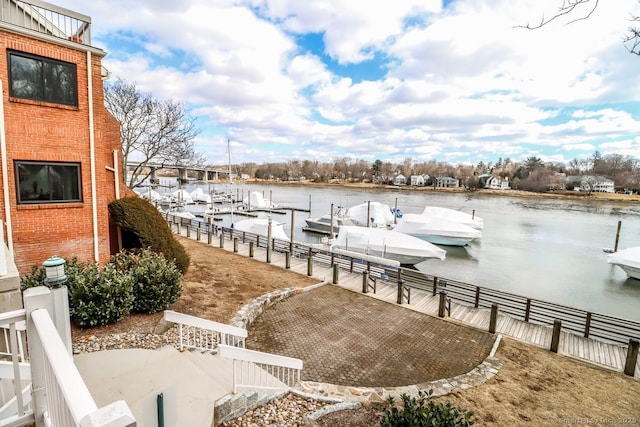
[[190, 187, 212, 204], [393, 213, 482, 246], [232, 218, 290, 241], [303, 206, 357, 235], [330, 226, 446, 266], [421, 206, 484, 230], [345, 201, 396, 228], [607, 246, 640, 280], [170, 189, 194, 204], [242, 191, 278, 209], [165, 204, 196, 220]]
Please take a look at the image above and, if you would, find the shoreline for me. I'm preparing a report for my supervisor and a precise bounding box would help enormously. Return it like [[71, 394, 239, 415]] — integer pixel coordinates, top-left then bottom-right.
[[236, 179, 640, 204]]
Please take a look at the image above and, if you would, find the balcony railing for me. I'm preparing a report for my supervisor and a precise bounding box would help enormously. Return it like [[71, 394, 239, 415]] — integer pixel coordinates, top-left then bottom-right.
[[0, 0, 91, 45]]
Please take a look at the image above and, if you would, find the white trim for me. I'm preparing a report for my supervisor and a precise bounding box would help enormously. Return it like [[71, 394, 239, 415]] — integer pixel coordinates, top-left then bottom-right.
[[87, 51, 99, 262], [0, 80, 14, 255]]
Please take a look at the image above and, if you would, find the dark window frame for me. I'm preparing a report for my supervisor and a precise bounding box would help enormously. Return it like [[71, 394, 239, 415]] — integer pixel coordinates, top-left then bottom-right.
[[14, 161, 83, 205], [7, 50, 78, 107]]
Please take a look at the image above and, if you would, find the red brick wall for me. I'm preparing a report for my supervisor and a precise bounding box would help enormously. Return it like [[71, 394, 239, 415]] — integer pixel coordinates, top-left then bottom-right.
[[0, 30, 126, 274]]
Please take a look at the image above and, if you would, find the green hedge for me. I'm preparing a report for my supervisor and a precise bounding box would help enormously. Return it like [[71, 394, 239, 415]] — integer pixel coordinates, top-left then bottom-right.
[[108, 196, 190, 274]]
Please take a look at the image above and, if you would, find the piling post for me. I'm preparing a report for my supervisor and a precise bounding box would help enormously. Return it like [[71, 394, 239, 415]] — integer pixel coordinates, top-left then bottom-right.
[[233, 238, 238, 253], [396, 279, 405, 304], [196, 227, 201, 241], [285, 251, 291, 269], [624, 339, 639, 376], [438, 291, 448, 317], [186, 224, 191, 238], [489, 304, 498, 333], [207, 219, 213, 244], [332, 263, 339, 284], [550, 319, 562, 353], [307, 257, 313, 277], [249, 241, 254, 258], [219, 233, 224, 249], [614, 220, 622, 252], [362, 271, 369, 293], [266, 218, 272, 263]]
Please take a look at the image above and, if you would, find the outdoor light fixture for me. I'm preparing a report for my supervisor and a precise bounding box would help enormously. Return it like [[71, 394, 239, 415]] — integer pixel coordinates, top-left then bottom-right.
[[43, 256, 67, 287]]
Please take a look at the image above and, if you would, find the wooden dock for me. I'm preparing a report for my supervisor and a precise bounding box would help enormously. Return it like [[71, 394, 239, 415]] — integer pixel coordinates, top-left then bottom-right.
[[172, 225, 640, 381]]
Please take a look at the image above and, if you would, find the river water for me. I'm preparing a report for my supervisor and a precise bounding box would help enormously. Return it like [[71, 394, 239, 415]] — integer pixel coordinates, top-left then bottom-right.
[[160, 181, 640, 322]]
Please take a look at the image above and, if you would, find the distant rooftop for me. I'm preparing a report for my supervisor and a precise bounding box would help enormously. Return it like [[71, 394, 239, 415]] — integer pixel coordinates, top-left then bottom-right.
[[0, 0, 91, 45]]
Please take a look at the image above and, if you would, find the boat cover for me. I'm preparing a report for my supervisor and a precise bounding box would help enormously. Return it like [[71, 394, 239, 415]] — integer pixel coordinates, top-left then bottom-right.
[[607, 246, 640, 271], [422, 206, 484, 230], [232, 218, 289, 241], [345, 202, 395, 227], [394, 213, 482, 239]]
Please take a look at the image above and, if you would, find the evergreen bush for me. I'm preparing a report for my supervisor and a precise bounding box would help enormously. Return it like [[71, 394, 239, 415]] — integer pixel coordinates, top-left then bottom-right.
[[108, 196, 190, 274], [68, 263, 134, 327], [381, 390, 475, 427], [112, 248, 183, 313]]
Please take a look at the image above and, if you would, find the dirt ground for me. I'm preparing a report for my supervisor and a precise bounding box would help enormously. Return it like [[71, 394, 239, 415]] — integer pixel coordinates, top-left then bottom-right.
[[72, 236, 640, 425]]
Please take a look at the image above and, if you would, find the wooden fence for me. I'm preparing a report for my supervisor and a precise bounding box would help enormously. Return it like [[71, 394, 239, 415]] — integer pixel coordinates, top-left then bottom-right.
[[166, 214, 640, 346]]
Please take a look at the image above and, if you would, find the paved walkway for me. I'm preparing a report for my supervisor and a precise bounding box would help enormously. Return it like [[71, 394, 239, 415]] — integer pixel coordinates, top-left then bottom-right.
[[176, 225, 640, 381], [246, 284, 495, 387]]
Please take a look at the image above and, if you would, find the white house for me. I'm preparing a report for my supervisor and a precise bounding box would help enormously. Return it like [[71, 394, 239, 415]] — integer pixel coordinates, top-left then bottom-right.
[[436, 176, 459, 188], [484, 176, 510, 190], [568, 175, 615, 193], [394, 174, 407, 185], [410, 175, 428, 186]]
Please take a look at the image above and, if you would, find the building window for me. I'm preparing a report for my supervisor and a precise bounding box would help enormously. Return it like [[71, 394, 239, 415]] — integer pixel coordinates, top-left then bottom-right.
[[8, 51, 78, 107], [15, 161, 82, 204]]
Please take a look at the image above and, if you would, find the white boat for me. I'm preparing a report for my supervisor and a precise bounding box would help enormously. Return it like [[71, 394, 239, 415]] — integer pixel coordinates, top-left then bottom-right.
[[243, 191, 278, 209], [421, 206, 484, 230], [232, 218, 290, 242], [346, 201, 396, 228], [607, 246, 640, 280], [303, 206, 357, 235], [170, 189, 194, 204], [165, 204, 196, 220], [190, 188, 212, 204], [331, 226, 446, 266], [393, 213, 482, 246]]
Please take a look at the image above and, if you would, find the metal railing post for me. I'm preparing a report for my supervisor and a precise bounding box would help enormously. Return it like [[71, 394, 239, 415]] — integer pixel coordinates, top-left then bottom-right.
[[219, 233, 224, 249], [550, 319, 562, 353], [307, 256, 313, 276], [624, 339, 639, 376], [234, 237, 238, 253], [489, 303, 498, 333], [332, 263, 339, 284], [249, 241, 254, 258], [362, 271, 369, 293], [397, 279, 405, 304], [438, 291, 447, 317], [285, 251, 291, 269]]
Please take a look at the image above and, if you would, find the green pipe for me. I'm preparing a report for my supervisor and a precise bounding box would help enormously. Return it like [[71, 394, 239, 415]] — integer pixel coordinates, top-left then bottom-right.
[[157, 392, 164, 427]]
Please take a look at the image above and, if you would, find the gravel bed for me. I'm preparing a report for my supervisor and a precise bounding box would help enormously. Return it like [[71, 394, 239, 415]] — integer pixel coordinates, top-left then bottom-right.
[[72, 326, 180, 354], [220, 392, 332, 427]]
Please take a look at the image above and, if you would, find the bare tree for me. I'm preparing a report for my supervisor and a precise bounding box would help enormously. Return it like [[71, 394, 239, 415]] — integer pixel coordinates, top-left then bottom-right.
[[104, 78, 201, 188], [518, 0, 640, 54]]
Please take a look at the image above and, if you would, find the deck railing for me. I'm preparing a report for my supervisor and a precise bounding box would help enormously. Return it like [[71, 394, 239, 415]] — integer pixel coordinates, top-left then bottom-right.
[[0, 0, 91, 45], [164, 310, 247, 352], [217, 345, 303, 394], [167, 215, 640, 346], [0, 287, 137, 427]]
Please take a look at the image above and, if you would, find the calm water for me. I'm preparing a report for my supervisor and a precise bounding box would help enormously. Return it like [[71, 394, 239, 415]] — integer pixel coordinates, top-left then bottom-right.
[[166, 181, 640, 322]]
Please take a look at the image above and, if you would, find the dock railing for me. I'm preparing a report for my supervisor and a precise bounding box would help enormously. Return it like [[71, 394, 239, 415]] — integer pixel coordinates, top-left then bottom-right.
[[168, 216, 640, 347]]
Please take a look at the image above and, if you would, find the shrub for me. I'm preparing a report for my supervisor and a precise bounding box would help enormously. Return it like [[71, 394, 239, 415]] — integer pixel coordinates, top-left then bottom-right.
[[68, 263, 134, 327], [108, 196, 190, 274], [112, 248, 183, 313], [21, 257, 90, 290], [381, 390, 474, 427]]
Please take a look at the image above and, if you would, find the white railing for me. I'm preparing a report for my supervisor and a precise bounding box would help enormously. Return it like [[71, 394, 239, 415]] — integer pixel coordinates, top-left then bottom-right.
[[22, 286, 136, 427], [0, 309, 32, 427], [218, 345, 303, 394], [164, 310, 247, 352]]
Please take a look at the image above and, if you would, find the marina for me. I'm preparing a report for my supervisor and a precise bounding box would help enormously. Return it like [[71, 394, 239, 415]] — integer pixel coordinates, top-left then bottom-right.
[[146, 179, 640, 322]]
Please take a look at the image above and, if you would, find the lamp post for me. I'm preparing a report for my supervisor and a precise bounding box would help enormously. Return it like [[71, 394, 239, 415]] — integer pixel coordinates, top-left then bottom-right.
[[43, 256, 67, 287], [42, 256, 72, 355]]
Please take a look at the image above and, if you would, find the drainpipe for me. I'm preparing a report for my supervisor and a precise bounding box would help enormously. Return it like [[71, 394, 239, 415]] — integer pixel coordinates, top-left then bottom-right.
[[87, 52, 99, 262], [0, 80, 14, 254]]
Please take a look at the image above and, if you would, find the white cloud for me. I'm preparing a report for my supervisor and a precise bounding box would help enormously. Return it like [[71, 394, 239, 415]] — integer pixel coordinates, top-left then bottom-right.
[[52, 0, 640, 166]]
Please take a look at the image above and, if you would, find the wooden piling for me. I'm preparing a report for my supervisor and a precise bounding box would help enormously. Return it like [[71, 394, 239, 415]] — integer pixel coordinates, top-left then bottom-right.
[[489, 304, 498, 333], [624, 339, 639, 376], [551, 319, 562, 353]]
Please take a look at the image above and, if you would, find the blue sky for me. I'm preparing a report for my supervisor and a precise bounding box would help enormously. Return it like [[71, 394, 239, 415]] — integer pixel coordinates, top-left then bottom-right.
[[56, 0, 640, 167]]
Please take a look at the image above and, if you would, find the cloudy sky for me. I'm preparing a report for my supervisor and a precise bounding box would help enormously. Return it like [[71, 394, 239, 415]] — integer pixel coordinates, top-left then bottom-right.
[[57, 0, 640, 167]]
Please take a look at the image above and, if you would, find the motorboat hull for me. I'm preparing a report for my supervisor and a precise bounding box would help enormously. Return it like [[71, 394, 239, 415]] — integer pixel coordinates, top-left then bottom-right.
[[607, 246, 640, 280], [393, 213, 482, 247]]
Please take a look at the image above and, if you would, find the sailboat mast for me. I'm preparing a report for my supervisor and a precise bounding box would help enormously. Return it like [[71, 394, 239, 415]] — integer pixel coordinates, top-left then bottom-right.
[[228, 138, 234, 224]]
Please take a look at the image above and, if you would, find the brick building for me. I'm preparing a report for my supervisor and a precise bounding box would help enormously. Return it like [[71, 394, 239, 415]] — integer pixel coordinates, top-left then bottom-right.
[[0, 0, 127, 283]]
